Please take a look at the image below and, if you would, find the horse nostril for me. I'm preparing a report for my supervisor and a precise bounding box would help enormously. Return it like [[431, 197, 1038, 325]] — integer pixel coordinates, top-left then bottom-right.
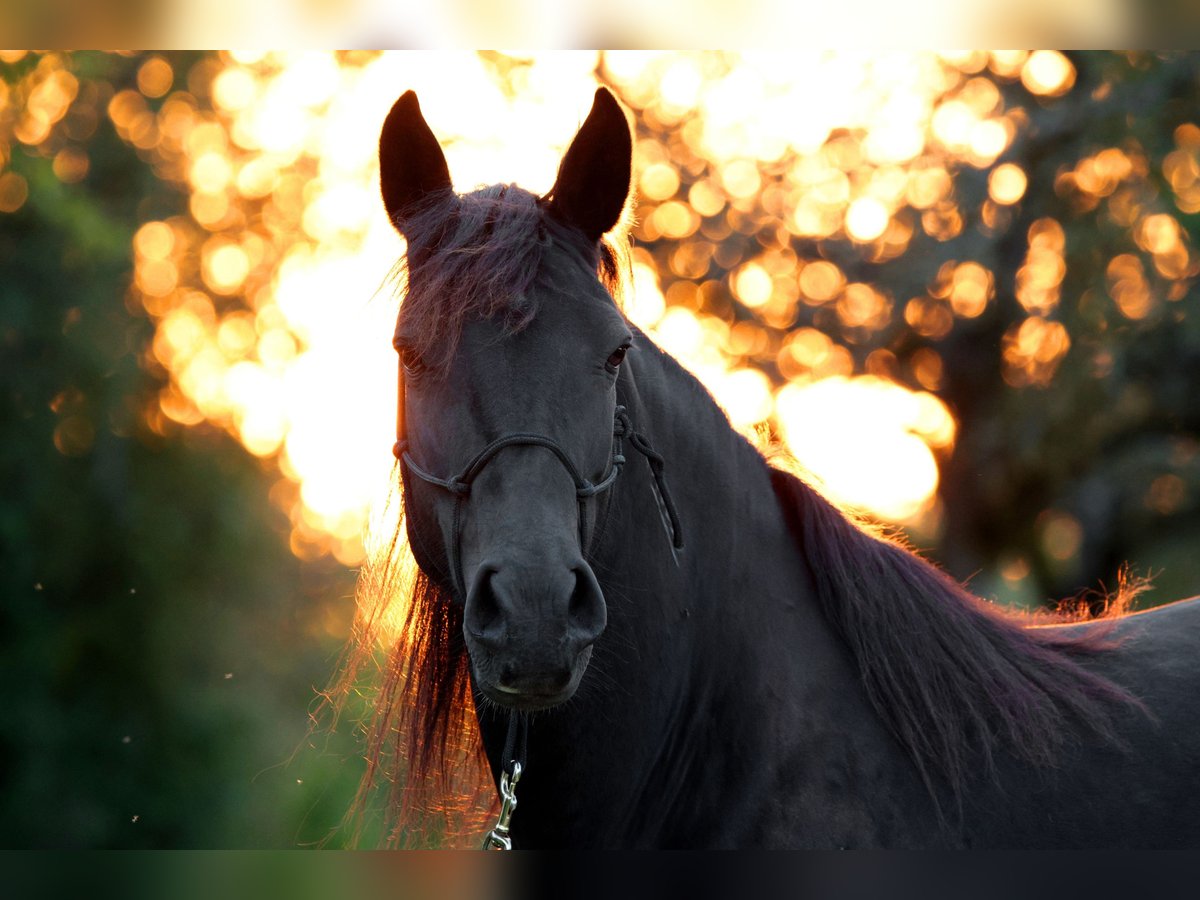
[[466, 562, 606, 657], [465, 567, 505, 649], [567, 564, 607, 644]]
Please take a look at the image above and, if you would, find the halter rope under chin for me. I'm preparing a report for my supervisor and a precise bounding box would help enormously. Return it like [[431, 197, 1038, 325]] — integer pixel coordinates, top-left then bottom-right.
[[391, 356, 684, 850]]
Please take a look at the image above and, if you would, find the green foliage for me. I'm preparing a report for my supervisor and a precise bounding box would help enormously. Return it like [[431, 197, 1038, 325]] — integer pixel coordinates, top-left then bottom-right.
[[0, 53, 360, 848]]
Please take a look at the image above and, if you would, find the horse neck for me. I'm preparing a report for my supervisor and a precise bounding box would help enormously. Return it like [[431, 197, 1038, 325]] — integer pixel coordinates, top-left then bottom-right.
[[486, 335, 933, 847]]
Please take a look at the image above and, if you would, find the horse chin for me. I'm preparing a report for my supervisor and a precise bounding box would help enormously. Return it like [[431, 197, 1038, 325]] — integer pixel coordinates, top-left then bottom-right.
[[479, 682, 577, 712], [470, 645, 592, 712]]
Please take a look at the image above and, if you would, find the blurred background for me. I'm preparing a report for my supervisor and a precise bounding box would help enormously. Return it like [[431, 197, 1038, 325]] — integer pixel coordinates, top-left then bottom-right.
[[2, 50, 1197, 848]]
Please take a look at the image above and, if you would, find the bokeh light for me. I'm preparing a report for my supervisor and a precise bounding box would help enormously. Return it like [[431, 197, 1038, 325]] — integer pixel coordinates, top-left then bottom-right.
[[114, 51, 1048, 556], [9, 51, 1195, 565]]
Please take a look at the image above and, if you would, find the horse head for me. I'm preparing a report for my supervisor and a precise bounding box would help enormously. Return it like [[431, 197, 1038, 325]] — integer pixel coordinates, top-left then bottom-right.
[[379, 88, 634, 711]]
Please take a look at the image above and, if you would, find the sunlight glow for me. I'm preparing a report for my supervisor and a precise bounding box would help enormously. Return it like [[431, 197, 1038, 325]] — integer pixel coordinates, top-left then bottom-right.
[[113, 50, 1090, 561], [776, 376, 955, 521]]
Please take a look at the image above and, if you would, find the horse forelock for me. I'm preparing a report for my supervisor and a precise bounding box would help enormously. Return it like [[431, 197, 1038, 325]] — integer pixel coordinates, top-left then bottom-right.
[[392, 184, 629, 373]]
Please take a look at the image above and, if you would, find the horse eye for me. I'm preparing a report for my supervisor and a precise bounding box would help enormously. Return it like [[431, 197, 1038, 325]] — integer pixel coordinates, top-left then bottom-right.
[[399, 347, 426, 376], [606, 345, 629, 371]]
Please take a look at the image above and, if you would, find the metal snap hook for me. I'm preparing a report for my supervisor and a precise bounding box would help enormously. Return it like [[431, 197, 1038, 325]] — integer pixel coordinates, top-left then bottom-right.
[[482, 760, 522, 850]]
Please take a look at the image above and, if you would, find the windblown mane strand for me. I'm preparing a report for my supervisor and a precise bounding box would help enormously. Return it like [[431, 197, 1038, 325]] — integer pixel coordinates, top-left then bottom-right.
[[317, 500, 492, 848], [768, 467, 1144, 815]]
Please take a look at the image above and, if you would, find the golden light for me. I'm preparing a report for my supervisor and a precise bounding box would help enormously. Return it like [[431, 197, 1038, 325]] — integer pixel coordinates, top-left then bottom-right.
[[776, 327, 854, 382], [640, 162, 680, 202], [201, 241, 250, 294], [627, 258, 667, 328], [1106, 253, 1154, 320], [775, 376, 954, 522], [798, 260, 844, 303], [14, 64, 78, 146], [988, 162, 1027, 205], [905, 297, 953, 339], [1166, 125, 1200, 214], [213, 66, 257, 111], [910, 347, 944, 391], [136, 258, 178, 298], [1002, 316, 1071, 387], [653, 201, 700, 239], [688, 179, 726, 217], [135, 221, 176, 259], [189, 152, 233, 193], [0, 172, 29, 212], [1021, 51, 1075, 97], [137, 57, 174, 99], [931, 100, 976, 151], [845, 197, 890, 242], [52, 147, 89, 183], [721, 160, 762, 201], [947, 261, 993, 319], [713, 368, 775, 429], [1138, 213, 1181, 255], [968, 119, 1009, 165], [733, 262, 774, 308], [1016, 218, 1065, 315], [907, 166, 952, 208], [218, 312, 257, 358], [837, 283, 890, 330]]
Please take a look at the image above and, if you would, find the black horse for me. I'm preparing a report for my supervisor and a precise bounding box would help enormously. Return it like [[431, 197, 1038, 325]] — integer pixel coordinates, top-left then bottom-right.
[[359, 86, 1200, 848]]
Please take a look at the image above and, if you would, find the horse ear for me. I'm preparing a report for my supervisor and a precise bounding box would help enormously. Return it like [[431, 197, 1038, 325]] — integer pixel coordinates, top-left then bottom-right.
[[547, 87, 632, 243], [379, 90, 452, 232]]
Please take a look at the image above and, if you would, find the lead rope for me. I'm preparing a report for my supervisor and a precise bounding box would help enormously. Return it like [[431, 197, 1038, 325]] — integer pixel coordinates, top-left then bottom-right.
[[482, 711, 528, 850]]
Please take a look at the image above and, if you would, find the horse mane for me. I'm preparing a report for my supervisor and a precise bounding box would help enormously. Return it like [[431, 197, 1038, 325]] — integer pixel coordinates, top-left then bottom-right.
[[767, 464, 1146, 814], [392, 183, 628, 373]]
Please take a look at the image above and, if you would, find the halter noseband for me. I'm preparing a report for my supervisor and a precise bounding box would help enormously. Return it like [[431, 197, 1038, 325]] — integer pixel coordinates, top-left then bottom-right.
[[392, 359, 683, 600], [392, 407, 636, 599]]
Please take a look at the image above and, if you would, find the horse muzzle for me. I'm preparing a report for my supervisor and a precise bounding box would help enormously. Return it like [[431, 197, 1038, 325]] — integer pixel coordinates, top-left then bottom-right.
[[463, 561, 606, 710]]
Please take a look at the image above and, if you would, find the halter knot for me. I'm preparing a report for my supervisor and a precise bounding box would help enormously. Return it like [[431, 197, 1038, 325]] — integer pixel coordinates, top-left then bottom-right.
[[613, 406, 632, 440]]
